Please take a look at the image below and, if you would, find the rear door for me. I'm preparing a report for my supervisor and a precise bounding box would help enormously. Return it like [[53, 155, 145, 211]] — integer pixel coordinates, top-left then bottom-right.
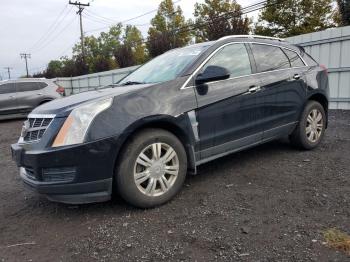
[[15, 81, 47, 113], [193, 43, 263, 161], [0, 82, 17, 116], [249, 43, 307, 139]]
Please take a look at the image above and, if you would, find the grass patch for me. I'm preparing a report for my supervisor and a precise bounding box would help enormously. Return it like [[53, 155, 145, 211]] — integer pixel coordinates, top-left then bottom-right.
[[323, 228, 350, 255]]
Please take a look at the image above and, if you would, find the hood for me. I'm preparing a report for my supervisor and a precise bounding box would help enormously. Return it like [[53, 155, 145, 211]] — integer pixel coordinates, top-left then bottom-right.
[[31, 84, 153, 117]]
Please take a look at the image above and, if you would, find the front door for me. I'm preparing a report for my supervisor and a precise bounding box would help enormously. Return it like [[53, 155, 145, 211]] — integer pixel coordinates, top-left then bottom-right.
[[192, 43, 264, 161], [15, 81, 46, 114]]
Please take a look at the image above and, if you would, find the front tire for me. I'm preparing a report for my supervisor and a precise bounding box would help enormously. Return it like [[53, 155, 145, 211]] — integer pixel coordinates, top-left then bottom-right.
[[116, 128, 187, 208], [290, 100, 326, 150]]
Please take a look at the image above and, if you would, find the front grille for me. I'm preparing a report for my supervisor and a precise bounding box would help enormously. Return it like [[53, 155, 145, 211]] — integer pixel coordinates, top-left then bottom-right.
[[23, 117, 53, 142], [30, 118, 52, 128]]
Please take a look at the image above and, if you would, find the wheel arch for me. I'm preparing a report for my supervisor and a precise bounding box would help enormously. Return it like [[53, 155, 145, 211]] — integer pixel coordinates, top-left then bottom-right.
[[308, 93, 328, 112], [114, 115, 197, 178], [307, 92, 329, 127], [38, 99, 53, 106]]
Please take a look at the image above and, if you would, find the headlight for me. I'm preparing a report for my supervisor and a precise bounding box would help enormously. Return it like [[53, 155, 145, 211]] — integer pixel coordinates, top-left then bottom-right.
[[52, 98, 113, 147]]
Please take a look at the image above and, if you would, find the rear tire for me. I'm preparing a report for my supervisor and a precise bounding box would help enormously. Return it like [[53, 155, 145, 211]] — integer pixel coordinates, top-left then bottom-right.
[[289, 100, 326, 150], [115, 128, 187, 208]]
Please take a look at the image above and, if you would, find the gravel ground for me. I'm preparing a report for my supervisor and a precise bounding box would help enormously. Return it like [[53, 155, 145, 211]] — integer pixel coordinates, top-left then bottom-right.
[[0, 110, 349, 262]]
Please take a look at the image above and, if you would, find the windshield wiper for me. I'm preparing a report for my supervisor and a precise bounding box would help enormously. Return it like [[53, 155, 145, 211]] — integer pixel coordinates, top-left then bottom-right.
[[120, 81, 146, 86]]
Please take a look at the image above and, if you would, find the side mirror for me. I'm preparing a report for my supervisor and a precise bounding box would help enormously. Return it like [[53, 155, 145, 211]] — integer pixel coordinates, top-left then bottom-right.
[[195, 65, 230, 85]]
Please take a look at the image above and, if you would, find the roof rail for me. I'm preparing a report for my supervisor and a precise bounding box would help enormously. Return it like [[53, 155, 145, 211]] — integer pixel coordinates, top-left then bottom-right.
[[217, 35, 286, 42]]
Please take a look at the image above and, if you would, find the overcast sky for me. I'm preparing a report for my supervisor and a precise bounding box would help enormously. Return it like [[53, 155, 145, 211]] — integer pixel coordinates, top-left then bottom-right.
[[0, 0, 257, 79]]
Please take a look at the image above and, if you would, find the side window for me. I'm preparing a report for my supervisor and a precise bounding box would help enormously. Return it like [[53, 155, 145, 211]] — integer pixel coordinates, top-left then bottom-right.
[[0, 83, 15, 94], [16, 82, 46, 92], [284, 49, 305, 67], [202, 43, 252, 78], [251, 44, 290, 73]]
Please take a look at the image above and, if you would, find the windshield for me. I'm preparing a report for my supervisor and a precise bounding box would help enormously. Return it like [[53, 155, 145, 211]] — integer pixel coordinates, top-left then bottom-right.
[[118, 44, 210, 85]]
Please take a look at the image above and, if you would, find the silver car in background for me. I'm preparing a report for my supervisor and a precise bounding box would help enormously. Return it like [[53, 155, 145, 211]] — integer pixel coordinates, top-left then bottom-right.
[[0, 78, 64, 120]]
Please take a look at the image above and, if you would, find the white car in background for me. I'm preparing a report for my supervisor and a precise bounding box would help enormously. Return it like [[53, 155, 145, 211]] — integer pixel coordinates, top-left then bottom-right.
[[0, 78, 65, 120]]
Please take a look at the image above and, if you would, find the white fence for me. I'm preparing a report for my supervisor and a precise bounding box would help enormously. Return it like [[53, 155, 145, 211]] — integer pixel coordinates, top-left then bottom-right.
[[56, 66, 139, 96], [287, 26, 350, 110], [56, 26, 350, 109]]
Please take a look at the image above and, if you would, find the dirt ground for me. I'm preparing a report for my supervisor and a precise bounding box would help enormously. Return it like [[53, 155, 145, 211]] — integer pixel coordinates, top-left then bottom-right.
[[0, 110, 349, 262]]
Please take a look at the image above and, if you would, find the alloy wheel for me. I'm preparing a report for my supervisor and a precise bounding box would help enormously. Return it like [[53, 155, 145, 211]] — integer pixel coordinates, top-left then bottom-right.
[[306, 109, 323, 143], [133, 143, 179, 197]]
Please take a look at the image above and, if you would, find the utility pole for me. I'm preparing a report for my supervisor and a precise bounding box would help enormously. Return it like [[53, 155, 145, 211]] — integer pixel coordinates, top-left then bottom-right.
[[20, 53, 31, 78], [69, 1, 90, 60], [3, 67, 12, 79]]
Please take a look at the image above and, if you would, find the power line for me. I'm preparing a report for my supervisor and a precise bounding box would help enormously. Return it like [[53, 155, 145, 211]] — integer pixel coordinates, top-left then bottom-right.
[[85, 0, 182, 33], [29, 16, 78, 55], [83, 0, 264, 38], [132, 23, 151, 27], [156, 0, 271, 40], [136, 0, 267, 47], [30, 39, 78, 75], [28, 4, 71, 52], [57, 38, 80, 58], [30, 6, 74, 53], [86, 0, 274, 51], [83, 13, 152, 28], [85, 9, 119, 24], [44, 0, 273, 63], [29, 0, 268, 57], [83, 12, 111, 25], [53, 20, 81, 59], [20, 53, 31, 78], [32, 0, 281, 75], [31, 21, 81, 74], [138, 0, 289, 49], [121, 0, 182, 23]]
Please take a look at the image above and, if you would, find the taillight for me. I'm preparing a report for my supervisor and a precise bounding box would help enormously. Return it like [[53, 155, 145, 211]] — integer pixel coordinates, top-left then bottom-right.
[[56, 86, 65, 96], [320, 64, 328, 76]]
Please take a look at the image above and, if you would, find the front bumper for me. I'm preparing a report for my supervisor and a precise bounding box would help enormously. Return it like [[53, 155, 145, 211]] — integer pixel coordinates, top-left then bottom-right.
[[11, 138, 118, 204]]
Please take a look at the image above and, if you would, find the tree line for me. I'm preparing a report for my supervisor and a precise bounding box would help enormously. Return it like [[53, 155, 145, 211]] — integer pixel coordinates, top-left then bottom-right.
[[33, 0, 350, 78]]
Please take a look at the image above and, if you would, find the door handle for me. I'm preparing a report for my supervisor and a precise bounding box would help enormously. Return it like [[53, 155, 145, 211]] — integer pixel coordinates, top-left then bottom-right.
[[37, 93, 43, 95], [288, 74, 301, 82], [248, 85, 261, 93], [9, 95, 15, 99], [293, 74, 301, 80]]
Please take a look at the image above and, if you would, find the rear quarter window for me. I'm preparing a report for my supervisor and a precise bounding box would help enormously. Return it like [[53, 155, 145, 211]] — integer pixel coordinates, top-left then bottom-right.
[[283, 49, 305, 67], [37, 82, 48, 89]]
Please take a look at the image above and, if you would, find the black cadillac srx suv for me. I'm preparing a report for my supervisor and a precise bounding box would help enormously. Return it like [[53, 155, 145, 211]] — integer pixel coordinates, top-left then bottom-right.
[[11, 35, 329, 208]]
